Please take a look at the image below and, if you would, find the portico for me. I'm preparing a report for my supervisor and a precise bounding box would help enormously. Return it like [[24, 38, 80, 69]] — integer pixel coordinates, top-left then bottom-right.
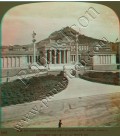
[[46, 49, 69, 64], [39, 45, 71, 67]]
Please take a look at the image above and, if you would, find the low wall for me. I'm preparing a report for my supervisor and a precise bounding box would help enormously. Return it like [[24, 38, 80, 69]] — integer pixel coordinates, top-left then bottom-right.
[[93, 65, 117, 71]]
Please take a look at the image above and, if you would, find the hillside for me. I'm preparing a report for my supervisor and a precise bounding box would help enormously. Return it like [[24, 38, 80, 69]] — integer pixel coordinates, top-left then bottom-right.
[[36, 26, 107, 47]]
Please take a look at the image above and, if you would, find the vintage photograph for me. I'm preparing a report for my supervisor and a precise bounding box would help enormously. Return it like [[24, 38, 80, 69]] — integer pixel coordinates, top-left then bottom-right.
[[0, 1, 120, 135]]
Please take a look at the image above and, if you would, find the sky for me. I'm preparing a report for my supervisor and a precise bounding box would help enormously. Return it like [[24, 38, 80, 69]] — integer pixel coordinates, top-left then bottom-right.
[[2, 2, 120, 46]]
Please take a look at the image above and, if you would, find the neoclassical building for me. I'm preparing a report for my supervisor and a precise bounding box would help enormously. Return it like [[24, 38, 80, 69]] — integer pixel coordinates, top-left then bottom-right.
[[36, 37, 117, 70], [1, 45, 40, 69], [1, 28, 118, 71]]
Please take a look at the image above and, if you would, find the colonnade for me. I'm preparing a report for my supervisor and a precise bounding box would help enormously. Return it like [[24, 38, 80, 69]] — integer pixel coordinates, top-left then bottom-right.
[[1, 57, 21, 68], [94, 55, 116, 65], [99, 55, 111, 64], [27, 55, 39, 64], [1, 56, 28, 68], [45, 49, 70, 64]]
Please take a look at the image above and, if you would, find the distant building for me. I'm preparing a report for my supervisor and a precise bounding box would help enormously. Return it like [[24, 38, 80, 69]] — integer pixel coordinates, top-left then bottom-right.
[[1, 44, 39, 69], [1, 41, 117, 71], [37, 38, 117, 71], [1, 27, 118, 71]]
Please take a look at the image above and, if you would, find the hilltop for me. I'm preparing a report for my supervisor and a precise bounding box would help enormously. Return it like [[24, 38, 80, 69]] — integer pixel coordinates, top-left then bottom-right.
[[36, 26, 108, 47]]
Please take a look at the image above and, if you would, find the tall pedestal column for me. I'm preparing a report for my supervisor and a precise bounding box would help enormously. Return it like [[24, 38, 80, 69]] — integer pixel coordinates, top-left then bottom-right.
[[76, 34, 79, 63], [45, 51, 47, 63]]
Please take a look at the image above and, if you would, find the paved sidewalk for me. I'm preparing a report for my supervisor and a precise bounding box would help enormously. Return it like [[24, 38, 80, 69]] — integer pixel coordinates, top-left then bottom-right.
[[53, 77, 120, 100]]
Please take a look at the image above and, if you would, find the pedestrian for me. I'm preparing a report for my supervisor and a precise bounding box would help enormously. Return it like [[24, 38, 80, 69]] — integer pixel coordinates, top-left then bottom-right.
[[58, 120, 62, 128]]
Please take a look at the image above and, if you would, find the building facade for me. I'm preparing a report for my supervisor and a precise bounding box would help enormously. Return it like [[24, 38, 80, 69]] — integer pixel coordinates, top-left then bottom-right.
[[1, 39, 117, 71]]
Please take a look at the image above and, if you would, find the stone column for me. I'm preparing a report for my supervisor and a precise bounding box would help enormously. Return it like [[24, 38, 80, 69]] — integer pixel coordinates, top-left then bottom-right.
[[2, 57, 4, 68], [29, 56, 30, 63], [45, 50, 47, 65], [18, 57, 19, 67], [76, 34, 79, 63], [57, 50, 60, 64], [12, 57, 14, 67], [60, 50, 62, 64], [106, 55, 108, 64], [105, 55, 106, 64], [15, 57, 16, 67], [3, 57, 4, 68], [4, 57, 7, 68], [10, 57, 12, 68], [100, 55, 102, 64], [102, 55, 103, 64], [106, 55, 107, 64], [6, 57, 8, 68], [65, 50, 68, 63], [64, 50, 66, 64], [7, 57, 11, 68], [104, 55, 106, 64], [71, 55, 73, 62], [107, 55, 109, 64], [14, 57, 16, 67], [33, 42, 36, 64], [11, 57, 12, 67], [110, 55, 111, 64], [16, 57, 18, 67], [30, 56, 31, 63], [103, 56, 105, 64], [54, 50, 56, 64], [19, 57, 21, 67], [68, 50, 70, 64], [20, 56, 22, 67], [30, 56, 32, 63], [101, 55, 103, 64], [62, 50, 64, 64], [61, 50, 63, 64], [49, 50, 52, 64]]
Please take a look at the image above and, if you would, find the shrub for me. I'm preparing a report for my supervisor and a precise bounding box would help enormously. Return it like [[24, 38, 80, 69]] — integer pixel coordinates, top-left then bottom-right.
[[79, 72, 120, 85], [1, 74, 68, 107]]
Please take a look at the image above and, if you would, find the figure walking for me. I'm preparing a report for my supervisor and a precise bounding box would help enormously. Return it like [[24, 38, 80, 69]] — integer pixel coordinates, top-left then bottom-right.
[[58, 120, 62, 128]]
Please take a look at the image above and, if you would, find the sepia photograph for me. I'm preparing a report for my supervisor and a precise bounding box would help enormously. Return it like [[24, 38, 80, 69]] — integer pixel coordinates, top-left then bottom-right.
[[0, 1, 120, 136]]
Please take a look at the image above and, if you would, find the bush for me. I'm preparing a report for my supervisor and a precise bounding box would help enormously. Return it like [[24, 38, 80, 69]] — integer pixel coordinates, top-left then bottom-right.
[[79, 72, 120, 85], [1, 75, 68, 107]]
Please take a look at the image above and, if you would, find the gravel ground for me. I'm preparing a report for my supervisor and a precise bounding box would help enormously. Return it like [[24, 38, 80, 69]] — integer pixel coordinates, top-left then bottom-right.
[[1, 78, 120, 128]]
